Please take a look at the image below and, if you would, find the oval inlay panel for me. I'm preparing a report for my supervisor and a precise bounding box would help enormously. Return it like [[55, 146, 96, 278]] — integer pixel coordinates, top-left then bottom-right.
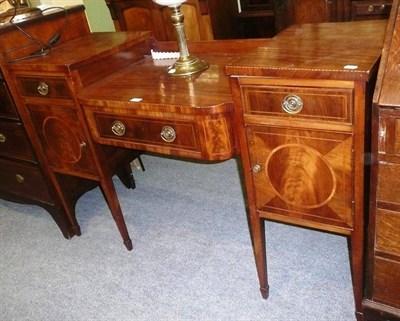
[[265, 144, 336, 209], [43, 117, 82, 163]]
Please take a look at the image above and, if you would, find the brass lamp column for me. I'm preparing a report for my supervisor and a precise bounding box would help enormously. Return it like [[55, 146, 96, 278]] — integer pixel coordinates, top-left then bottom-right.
[[153, 0, 208, 76]]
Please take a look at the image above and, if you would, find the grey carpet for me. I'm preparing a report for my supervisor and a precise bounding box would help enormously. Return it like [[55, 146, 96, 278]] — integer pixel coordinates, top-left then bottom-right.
[[0, 154, 355, 321]]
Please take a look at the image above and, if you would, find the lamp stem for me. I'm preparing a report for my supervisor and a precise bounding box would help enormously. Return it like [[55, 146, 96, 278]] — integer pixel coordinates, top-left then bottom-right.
[[170, 5, 189, 58]]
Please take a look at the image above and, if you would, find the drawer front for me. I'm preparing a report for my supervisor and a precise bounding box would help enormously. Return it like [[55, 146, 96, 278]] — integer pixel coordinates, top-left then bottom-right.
[[376, 208, 400, 257], [377, 162, 400, 207], [0, 82, 19, 120], [95, 114, 201, 152], [352, 1, 392, 20], [0, 120, 35, 161], [373, 257, 400, 309], [241, 85, 353, 124], [16, 77, 72, 100], [0, 158, 53, 203]]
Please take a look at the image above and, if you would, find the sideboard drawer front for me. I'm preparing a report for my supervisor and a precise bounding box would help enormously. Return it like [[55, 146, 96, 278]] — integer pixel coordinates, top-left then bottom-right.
[[373, 257, 400, 309], [0, 82, 19, 120], [16, 77, 72, 100], [94, 114, 200, 152], [0, 158, 52, 203], [376, 208, 400, 257], [241, 85, 353, 124], [0, 121, 35, 161]]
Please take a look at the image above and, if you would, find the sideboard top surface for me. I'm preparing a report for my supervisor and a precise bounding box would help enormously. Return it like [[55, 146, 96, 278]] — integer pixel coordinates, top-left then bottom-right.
[[226, 20, 388, 81]]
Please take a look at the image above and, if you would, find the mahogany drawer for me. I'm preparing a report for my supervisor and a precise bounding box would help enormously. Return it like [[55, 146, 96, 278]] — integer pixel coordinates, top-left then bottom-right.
[[240, 84, 353, 124], [0, 81, 19, 120], [377, 162, 400, 207], [94, 114, 200, 152], [375, 208, 400, 257], [352, 1, 392, 20], [15, 76, 72, 100], [0, 158, 53, 204], [373, 256, 400, 308], [0, 120, 35, 161]]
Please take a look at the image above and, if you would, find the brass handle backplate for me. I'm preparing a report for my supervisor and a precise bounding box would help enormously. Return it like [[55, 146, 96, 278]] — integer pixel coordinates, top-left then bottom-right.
[[160, 126, 176, 143], [0, 133, 6, 143], [15, 174, 24, 183], [282, 94, 303, 114], [37, 81, 49, 96], [111, 121, 126, 136]]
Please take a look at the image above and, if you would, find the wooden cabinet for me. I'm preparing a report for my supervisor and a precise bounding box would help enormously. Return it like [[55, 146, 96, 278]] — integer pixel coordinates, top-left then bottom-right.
[[106, 0, 239, 40], [236, 0, 276, 38], [226, 20, 387, 321], [363, 1, 400, 320]]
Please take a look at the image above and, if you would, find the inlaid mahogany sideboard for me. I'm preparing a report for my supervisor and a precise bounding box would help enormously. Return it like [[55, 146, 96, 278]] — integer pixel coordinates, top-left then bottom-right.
[[0, 4, 392, 321]]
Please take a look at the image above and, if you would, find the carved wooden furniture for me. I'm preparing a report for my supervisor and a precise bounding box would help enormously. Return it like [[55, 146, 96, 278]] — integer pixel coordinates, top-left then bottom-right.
[[363, 1, 400, 320], [1, 6, 145, 250], [225, 20, 387, 321]]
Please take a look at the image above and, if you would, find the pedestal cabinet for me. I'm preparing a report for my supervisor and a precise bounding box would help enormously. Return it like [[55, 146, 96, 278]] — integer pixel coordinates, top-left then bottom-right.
[[363, 1, 400, 320], [0, 67, 74, 238], [226, 20, 386, 321], [1, 5, 145, 249]]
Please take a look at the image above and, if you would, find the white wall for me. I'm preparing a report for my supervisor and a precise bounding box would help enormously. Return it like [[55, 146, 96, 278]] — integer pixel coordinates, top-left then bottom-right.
[[28, 0, 115, 31]]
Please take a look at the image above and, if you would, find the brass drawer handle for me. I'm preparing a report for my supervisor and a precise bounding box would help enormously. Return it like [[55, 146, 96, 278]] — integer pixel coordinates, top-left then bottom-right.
[[15, 174, 24, 183], [0, 133, 6, 143], [160, 126, 176, 143], [37, 81, 49, 96], [368, 4, 385, 12], [282, 94, 303, 114], [111, 121, 126, 136]]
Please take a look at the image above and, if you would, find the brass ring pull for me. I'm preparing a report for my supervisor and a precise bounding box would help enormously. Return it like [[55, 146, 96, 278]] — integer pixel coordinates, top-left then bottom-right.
[[368, 5, 374, 11], [15, 174, 24, 183], [37, 81, 49, 96], [282, 94, 303, 114], [111, 121, 126, 136], [0, 133, 6, 143], [160, 126, 176, 143]]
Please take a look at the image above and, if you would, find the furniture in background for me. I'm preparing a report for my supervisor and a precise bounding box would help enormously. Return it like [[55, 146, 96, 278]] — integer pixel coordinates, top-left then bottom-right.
[[106, 0, 393, 40], [0, 5, 143, 250], [226, 20, 387, 321], [277, 0, 392, 30], [363, 0, 400, 320], [105, 0, 239, 40]]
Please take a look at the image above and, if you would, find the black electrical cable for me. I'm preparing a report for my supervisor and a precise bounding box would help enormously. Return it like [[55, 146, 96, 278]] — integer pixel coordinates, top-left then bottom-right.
[[2, 5, 69, 63]]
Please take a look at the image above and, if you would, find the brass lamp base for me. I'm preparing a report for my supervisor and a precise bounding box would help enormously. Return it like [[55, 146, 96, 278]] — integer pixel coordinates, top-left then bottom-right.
[[167, 54, 209, 77]]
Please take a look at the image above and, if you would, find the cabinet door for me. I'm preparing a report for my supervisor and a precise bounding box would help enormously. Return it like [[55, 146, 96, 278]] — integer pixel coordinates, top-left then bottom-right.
[[26, 104, 97, 177], [247, 124, 354, 232]]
